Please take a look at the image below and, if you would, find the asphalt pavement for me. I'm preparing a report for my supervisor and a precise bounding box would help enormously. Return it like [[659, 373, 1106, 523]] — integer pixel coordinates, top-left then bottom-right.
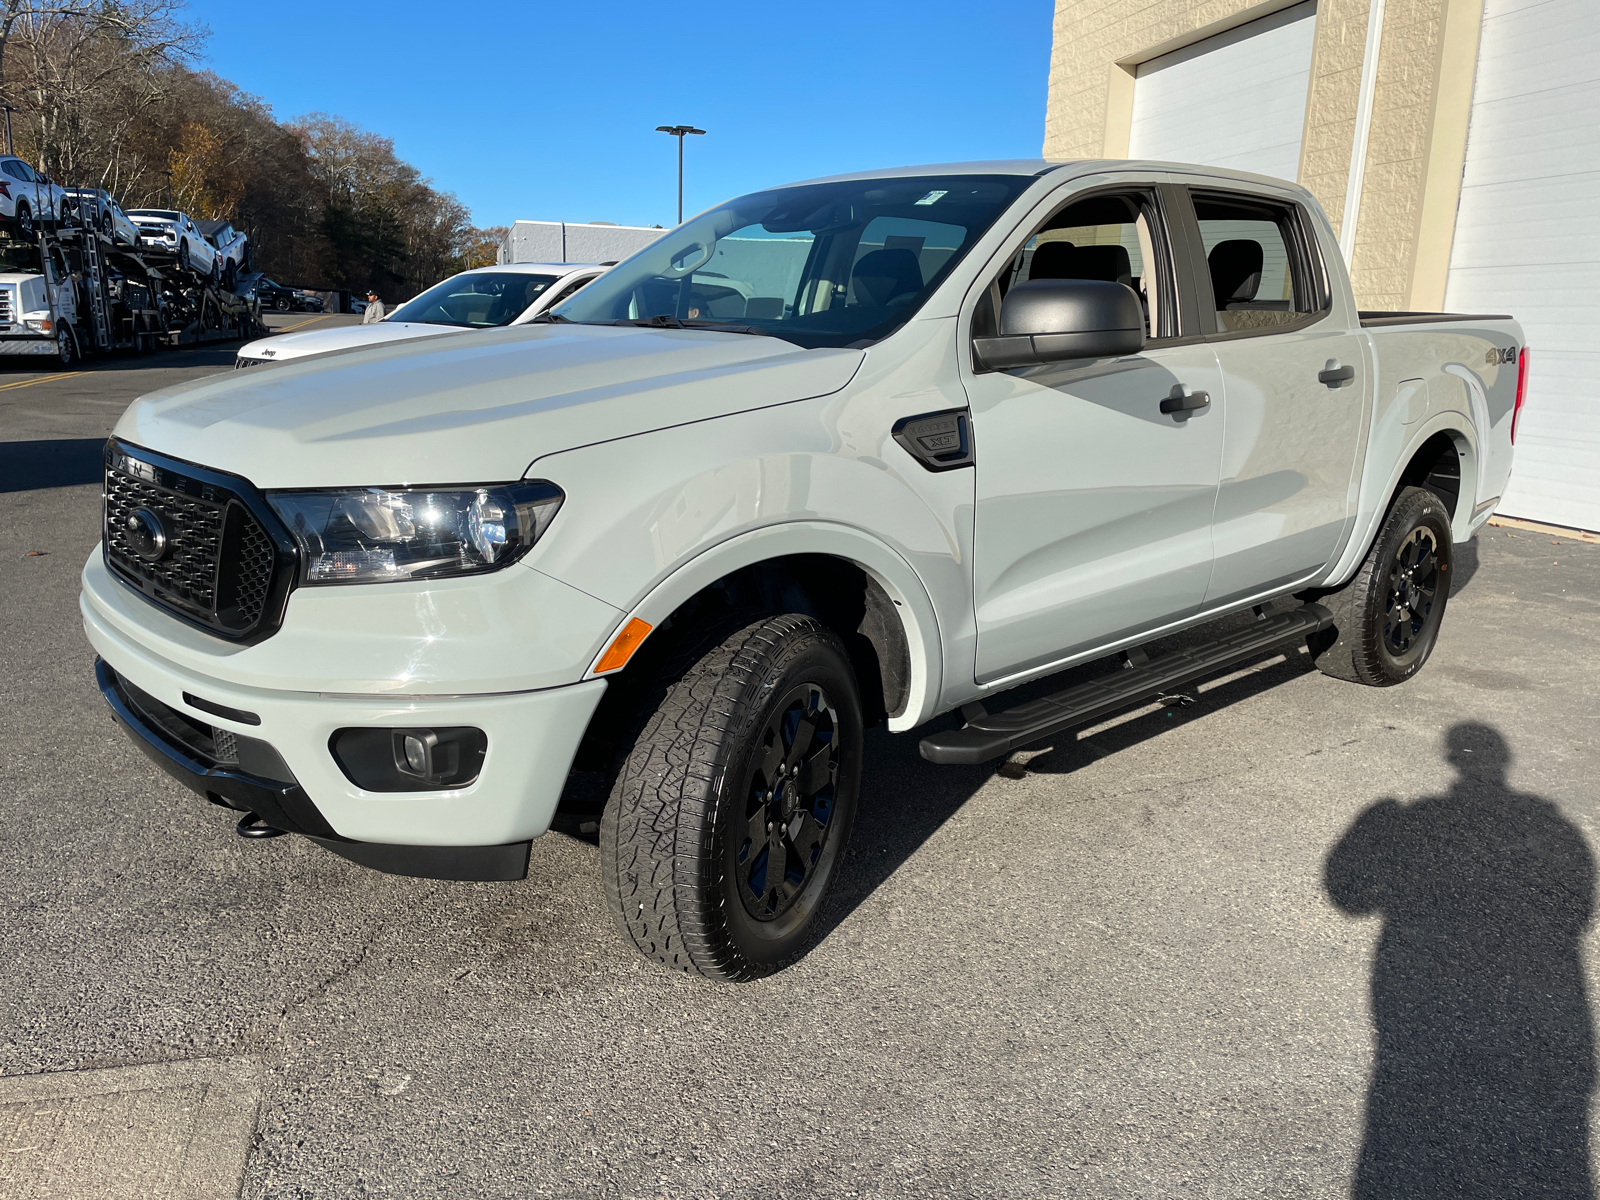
[[2, 325, 1597, 1198]]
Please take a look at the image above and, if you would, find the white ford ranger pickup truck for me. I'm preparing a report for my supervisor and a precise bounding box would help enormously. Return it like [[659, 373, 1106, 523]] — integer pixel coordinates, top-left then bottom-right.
[[82, 161, 1526, 981]]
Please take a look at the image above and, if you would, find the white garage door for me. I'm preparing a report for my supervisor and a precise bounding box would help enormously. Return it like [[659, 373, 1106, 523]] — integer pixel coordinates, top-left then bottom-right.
[[1444, 0, 1600, 531], [1129, 1, 1317, 182]]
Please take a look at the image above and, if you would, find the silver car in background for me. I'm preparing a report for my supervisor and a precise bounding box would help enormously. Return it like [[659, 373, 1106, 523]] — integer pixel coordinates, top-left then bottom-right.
[[58, 188, 140, 247]]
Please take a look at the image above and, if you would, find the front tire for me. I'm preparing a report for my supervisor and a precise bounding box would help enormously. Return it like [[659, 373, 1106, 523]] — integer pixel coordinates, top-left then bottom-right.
[[178, 241, 191, 274], [1311, 486, 1453, 686], [53, 323, 76, 367], [600, 612, 863, 981]]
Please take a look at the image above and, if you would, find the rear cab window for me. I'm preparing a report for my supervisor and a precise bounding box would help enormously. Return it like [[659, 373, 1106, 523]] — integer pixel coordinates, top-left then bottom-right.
[[1182, 190, 1329, 336]]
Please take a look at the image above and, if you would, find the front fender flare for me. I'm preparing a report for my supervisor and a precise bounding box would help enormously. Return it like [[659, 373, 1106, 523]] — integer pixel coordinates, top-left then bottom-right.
[[581, 521, 944, 732]]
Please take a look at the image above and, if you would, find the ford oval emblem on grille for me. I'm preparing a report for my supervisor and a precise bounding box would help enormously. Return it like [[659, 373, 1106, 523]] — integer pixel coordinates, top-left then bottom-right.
[[125, 508, 168, 562]]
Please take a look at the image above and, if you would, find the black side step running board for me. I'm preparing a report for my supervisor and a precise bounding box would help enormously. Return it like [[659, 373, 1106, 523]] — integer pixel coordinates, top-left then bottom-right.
[[919, 603, 1333, 766]]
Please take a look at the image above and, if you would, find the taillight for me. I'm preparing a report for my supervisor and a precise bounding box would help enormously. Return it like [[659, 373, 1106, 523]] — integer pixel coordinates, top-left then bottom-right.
[[1512, 347, 1530, 444]]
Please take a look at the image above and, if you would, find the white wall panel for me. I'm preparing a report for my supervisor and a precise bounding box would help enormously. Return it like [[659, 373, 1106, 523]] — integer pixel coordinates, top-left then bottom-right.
[[1445, 0, 1600, 530], [1129, 2, 1317, 182]]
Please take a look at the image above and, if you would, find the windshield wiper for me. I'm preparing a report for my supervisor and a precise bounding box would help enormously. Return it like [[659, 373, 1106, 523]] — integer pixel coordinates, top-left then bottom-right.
[[529, 312, 572, 324], [621, 314, 773, 337]]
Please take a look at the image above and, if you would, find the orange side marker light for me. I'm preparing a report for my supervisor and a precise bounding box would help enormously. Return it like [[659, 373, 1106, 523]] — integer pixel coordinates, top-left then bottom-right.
[[595, 617, 653, 673]]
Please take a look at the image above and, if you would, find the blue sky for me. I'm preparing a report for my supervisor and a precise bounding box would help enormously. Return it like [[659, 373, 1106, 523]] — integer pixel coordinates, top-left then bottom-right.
[[188, 1, 1055, 230]]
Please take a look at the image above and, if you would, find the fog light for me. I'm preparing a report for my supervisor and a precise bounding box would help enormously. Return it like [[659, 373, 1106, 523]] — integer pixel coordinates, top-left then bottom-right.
[[329, 726, 487, 793]]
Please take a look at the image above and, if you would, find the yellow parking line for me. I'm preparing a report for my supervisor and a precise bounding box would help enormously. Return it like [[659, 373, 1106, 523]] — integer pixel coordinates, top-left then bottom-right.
[[274, 315, 333, 333], [0, 370, 91, 392]]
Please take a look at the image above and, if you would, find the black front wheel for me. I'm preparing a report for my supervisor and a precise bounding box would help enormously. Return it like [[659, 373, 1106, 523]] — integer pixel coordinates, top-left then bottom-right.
[[600, 612, 863, 981], [178, 241, 191, 274], [1311, 486, 1454, 685]]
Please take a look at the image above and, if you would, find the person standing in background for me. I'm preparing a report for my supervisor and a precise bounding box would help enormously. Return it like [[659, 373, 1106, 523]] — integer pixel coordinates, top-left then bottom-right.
[[362, 289, 385, 324]]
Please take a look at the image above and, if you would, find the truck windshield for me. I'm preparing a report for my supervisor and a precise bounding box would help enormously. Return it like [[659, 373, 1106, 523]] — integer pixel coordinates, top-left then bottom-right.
[[387, 272, 560, 327], [0, 245, 41, 274], [552, 174, 1032, 349]]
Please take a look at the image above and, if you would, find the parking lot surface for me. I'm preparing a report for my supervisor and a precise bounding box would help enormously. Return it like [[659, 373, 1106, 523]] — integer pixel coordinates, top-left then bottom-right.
[[2, 330, 1597, 1197]]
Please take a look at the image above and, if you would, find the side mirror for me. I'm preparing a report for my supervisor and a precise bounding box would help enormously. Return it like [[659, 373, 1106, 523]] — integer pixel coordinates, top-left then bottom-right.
[[974, 278, 1145, 370]]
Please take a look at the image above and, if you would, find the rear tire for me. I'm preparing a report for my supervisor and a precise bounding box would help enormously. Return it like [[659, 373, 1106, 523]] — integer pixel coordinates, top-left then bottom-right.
[[15, 201, 32, 240], [1310, 486, 1453, 686], [600, 612, 863, 981]]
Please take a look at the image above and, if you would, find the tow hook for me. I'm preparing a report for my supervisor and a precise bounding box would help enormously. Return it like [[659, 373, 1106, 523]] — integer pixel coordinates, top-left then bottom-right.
[[235, 813, 286, 839]]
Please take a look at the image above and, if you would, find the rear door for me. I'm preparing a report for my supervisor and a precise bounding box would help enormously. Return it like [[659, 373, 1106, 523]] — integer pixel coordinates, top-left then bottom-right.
[[962, 179, 1225, 684], [1171, 185, 1369, 605]]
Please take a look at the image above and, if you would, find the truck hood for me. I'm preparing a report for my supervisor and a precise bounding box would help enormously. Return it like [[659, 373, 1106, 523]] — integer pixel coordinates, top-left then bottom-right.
[[113, 323, 864, 488], [237, 321, 460, 362]]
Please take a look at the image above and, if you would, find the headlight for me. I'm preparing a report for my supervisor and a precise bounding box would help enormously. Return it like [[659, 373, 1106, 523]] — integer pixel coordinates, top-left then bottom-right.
[[267, 482, 563, 585]]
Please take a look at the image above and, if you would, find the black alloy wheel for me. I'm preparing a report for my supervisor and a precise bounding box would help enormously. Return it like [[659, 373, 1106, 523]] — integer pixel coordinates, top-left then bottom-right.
[[100, 212, 112, 239], [15, 201, 32, 239], [1311, 485, 1453, 686], [1382, 527, 1442, 662], [733, 683, 844, 924], [178, 241, 191, 274], [275, 296, 289, 311]]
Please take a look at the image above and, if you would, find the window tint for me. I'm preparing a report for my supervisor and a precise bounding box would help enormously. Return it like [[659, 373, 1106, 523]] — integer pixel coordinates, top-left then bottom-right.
[[988, 190, 1174, 340], [389, 271, 560, 327], [1, 160, 27, 181], [555, 175, 1032, 349], [1191, 193, 1319, 333]]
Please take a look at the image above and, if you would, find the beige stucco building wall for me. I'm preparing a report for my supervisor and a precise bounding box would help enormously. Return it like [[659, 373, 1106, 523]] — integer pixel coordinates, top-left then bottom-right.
[[1044, 0, 1484, 311]]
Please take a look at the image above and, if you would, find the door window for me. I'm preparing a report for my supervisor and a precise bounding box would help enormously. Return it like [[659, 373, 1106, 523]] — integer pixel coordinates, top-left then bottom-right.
[[1189, 192, 1325, 333], [974, 189, 1179, 344]]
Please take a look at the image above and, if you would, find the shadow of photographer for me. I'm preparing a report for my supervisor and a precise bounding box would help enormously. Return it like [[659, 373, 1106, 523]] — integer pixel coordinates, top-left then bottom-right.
[[1326, 722, 1595, 1197]]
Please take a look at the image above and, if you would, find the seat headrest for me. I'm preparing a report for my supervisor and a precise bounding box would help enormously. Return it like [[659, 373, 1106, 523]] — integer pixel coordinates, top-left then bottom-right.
[[851, 248, 923, 307], [1028, 243, 1132, 286], [1026, 241, 1076, 279], [1208, 239, 1263, 306]]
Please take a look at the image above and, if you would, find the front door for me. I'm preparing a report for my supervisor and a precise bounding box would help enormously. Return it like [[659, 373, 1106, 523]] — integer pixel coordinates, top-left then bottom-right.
[[965, 185, 1224, 685], [1177, 186, 1370, 605]]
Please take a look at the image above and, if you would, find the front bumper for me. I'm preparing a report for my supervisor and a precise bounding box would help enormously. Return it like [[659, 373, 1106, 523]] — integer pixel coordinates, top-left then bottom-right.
[[0, 335, 57, 355], [85, 573, 610, 877]]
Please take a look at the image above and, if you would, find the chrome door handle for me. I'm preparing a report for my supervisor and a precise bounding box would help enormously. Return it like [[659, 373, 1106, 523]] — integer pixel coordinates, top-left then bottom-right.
[[1319, 361, 1356, 387], [1160, 388, 1211, 414]]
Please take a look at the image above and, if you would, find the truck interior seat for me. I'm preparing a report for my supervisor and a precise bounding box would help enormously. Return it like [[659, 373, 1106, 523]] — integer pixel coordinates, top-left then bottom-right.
[[850, 248, 924, 307], [1030, 243, 1133, 288], [1025, 241, 1076, 279], [1208, 239, 1264, 308]]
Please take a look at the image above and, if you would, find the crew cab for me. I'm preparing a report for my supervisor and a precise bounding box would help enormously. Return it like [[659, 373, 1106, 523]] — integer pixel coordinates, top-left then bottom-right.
[[82, 161, 1526, 982], [232, 262, 606, 368], [124, 209, 220, 283]]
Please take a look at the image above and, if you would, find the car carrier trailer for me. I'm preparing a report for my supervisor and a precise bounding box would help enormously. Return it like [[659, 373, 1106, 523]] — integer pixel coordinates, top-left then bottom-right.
[[0, 188, 263, 365]]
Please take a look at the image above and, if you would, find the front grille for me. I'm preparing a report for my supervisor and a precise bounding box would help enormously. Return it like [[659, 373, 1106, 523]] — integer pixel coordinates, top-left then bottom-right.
[[103, 441, 295, 639]]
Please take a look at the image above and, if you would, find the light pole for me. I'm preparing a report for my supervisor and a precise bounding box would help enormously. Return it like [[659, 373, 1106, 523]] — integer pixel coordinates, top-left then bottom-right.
[[655, 124, 704, 225]]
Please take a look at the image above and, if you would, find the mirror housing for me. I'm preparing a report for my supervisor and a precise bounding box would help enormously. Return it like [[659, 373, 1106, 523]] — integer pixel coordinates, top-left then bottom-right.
[[974, 278, 1146, 370]]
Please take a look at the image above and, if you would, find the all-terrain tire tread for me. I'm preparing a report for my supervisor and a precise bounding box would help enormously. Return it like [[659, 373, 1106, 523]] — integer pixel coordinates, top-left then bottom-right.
[[599, 611, 841, 981]]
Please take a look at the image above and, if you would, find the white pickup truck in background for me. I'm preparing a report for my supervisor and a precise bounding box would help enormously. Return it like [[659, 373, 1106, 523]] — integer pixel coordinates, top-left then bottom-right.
[[82, 159, 1525, 982]]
